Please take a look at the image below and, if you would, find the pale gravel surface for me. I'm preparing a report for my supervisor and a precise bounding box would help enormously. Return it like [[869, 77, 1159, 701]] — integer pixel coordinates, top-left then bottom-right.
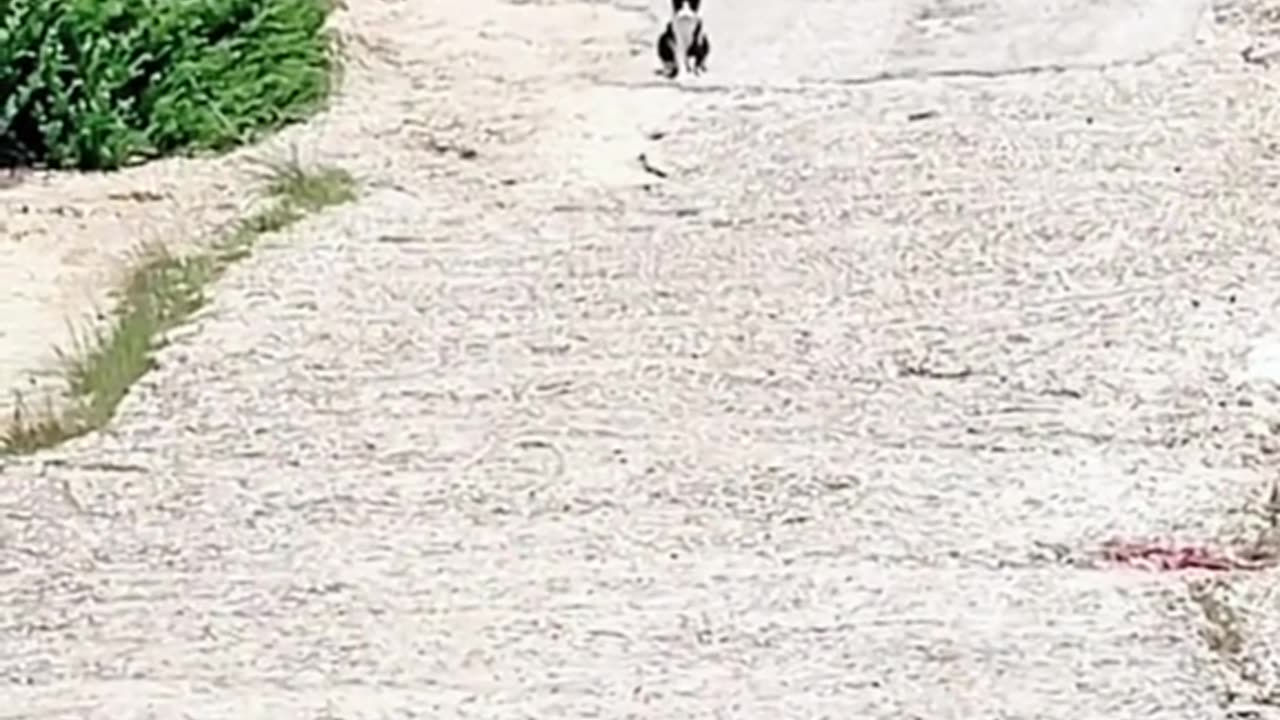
[[5, 0, 1280, 717]]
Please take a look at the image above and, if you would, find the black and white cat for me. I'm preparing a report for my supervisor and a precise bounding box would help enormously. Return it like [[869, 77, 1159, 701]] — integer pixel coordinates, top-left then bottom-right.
[[657, 0, 709, 78]]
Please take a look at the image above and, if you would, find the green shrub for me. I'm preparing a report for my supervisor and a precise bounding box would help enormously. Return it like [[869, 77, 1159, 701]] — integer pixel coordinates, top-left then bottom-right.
[[0, 0, 335, 170]]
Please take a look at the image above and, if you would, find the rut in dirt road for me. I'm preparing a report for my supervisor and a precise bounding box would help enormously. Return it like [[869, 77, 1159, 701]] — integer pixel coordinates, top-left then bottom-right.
[[4, 0, 1280, 717]]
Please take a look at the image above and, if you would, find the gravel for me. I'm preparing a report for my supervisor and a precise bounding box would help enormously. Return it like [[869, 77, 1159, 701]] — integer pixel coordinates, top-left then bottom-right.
[[4, 0, 1280, 716]]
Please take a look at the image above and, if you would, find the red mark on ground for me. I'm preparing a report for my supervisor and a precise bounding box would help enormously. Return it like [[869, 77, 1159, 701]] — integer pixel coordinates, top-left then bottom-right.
[[1099, 540, 1276, 572]]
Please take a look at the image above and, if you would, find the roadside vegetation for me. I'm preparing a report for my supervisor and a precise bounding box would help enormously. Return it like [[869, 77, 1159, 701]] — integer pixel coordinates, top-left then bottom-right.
[[0, 0, 338, 170], [0, 0, 350, 452], [1, 157, 356, 455]]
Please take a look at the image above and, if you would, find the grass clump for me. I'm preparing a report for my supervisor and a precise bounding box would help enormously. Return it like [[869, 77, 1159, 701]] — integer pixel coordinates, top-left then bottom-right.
[[0, 159, 356, 454], [0, 0, 338, 170]]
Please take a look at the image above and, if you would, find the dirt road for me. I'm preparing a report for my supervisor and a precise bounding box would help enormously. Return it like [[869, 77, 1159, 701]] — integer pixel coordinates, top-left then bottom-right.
[[4, 0, 1280, 716]]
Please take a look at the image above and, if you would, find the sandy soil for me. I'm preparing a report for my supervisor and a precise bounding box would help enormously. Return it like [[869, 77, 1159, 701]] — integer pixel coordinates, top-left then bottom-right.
[[4, 0, 1280, 716]]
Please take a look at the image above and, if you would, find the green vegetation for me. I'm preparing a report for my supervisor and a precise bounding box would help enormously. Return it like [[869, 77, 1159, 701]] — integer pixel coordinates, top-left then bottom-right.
[[1, 158, 356, 454], [0, 0, 337, 170]]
